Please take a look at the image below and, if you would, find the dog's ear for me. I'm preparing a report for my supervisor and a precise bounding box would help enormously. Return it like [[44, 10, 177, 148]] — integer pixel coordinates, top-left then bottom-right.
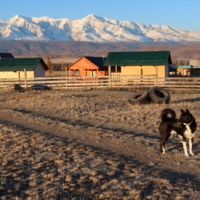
[[180, 109, 185, 114], [186, 108, 190, 114]]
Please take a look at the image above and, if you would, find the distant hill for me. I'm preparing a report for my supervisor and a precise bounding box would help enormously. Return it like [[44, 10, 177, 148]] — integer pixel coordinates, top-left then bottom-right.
[[0, 40, 142, 57], [137, 44, 200, 60], [1, 40, 200, 63]]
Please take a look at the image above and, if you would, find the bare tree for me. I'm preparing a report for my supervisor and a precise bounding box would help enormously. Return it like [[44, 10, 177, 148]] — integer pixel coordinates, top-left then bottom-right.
[[172, 59, 179, 66], [61, 64, 67, 71], [46, 55, 53, 76], [179, 59, 189, 66]]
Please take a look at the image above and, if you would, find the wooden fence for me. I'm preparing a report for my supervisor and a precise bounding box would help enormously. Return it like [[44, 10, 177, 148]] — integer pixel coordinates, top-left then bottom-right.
[[1, 75, 200, 90]]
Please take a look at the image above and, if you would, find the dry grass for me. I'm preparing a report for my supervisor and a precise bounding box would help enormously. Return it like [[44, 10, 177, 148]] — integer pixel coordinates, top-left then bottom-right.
[[0, 89, 200, 199]]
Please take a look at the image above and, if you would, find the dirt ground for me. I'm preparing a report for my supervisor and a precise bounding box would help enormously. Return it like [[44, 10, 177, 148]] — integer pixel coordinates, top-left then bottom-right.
[[1, 89, 200, 199]]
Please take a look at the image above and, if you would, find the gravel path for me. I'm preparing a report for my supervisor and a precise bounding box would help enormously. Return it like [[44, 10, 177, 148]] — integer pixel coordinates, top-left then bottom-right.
[[1, 90, 200, 199]]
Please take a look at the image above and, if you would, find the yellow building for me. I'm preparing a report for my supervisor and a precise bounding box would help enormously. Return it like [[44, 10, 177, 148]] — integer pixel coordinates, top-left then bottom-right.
[[177, 65, 192, 76], [0, 57, 48, 79], [104, 51, 173, 80]]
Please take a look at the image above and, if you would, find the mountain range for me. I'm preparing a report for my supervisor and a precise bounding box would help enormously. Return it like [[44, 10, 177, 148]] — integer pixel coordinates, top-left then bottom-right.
[[1, 15, 200, 62], [1, 14, 200, 44]]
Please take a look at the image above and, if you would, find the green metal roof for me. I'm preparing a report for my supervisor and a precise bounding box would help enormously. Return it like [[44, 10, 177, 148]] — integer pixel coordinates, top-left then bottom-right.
[[104, 51, 172, 66], [0, 57, 48, 71]]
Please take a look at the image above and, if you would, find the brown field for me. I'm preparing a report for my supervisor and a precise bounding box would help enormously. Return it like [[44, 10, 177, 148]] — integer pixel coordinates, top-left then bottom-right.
[[1, 88, 200, 199]]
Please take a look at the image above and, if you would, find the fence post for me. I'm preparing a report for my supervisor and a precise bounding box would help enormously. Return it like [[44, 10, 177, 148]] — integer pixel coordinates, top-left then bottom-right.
[[108, 65, 111, 86], [24, 68, 27, 89], [65, 68, 68, 89]]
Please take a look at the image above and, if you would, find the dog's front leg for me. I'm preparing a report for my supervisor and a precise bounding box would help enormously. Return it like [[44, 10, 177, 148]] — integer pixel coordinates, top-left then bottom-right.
[[189, 138, 195, 156], [182, 140, 189, 157]]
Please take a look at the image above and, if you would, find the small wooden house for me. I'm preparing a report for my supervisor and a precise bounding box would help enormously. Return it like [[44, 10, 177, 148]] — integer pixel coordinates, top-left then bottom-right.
[[190, 60, 200, 67], [0, 57, 48, 79], [104, 51, 172, 78], [188, 60, 200, 76], [68, 56, 107, 77], [177, 65, 193, 76]]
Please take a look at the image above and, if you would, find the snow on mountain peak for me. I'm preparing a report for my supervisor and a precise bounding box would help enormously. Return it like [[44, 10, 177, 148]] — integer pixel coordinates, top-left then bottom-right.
[[0, 14, 200, 44], [84, 14, 96, 18], [11, 15, 21, 19]]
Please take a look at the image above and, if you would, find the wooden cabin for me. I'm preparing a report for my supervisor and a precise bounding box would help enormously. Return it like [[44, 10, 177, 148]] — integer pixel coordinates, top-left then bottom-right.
[[68, 56, 107, 77], [177, 65, 193, 76], [104, 51, 173, 79], [0, 57, 48, 78]]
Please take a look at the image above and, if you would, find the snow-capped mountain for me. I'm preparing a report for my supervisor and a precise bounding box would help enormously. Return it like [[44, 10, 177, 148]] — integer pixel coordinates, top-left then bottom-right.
[[1, 14, 200, 44]]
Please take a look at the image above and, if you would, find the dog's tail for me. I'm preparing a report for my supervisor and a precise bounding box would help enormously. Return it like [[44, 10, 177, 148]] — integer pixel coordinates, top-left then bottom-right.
[[160, 108, 176, 122]]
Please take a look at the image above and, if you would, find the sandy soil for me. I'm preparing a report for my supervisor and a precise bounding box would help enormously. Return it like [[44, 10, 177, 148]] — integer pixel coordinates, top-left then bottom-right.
[[1, 89, 200, 199]]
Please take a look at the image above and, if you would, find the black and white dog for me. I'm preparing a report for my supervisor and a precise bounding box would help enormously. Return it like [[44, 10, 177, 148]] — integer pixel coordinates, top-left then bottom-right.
[[159, 108, 197, 157]]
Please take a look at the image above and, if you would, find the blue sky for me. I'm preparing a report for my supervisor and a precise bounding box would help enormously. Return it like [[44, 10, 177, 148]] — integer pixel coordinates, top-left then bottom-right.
[[1, 0, 200, 30]]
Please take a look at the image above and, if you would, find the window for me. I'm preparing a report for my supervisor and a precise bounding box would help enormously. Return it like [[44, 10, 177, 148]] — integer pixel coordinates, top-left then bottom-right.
[[71, 69, 79, 76], [89, 70, 97, 76], [111, 66, 121, 72]]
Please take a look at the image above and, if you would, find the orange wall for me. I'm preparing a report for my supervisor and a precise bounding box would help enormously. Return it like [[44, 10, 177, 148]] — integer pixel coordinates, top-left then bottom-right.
[[177, 68, 191, 76], [68, 57, 107, 76]]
